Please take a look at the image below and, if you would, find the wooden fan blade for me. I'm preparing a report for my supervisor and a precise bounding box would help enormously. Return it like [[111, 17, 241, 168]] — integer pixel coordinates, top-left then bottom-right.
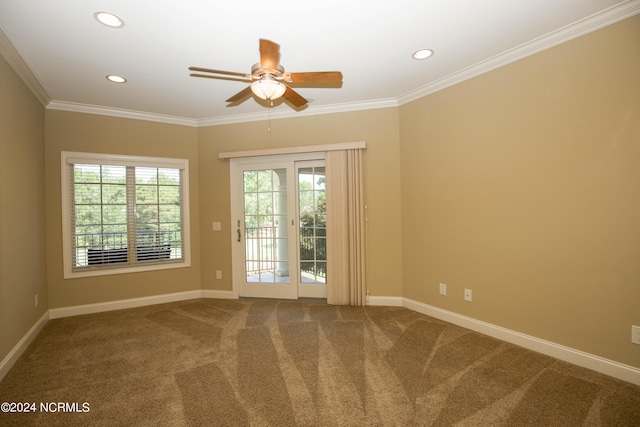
[[190, 74, 252, 83], [283, 86, 307, 108], [259, 39, 280, 70], [226, 86, 253, 103], [287, 71, 343, 83], [189, 66, 250, 78]]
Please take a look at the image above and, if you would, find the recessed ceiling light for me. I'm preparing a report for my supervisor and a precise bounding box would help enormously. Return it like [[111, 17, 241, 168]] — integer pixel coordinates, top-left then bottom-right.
[[412, 49, 434, 60], [106, 75, 127, 83], [94, 11, 124, 28]]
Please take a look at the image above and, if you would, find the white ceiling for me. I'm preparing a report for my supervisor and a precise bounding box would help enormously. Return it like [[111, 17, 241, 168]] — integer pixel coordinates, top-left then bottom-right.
[[1, 0, 638, 126]]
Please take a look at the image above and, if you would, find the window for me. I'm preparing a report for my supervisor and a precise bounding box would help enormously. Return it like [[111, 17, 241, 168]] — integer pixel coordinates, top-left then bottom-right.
[[61, 152, 190, 278]]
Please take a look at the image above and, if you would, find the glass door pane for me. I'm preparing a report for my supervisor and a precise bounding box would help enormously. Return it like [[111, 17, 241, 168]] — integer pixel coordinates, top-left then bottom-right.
[[244, 168, 289, 284], [297, 163, 327, 298]]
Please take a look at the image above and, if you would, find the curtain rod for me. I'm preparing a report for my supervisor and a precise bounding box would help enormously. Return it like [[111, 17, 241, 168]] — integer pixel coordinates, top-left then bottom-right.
[[218, 141, 366, 159]]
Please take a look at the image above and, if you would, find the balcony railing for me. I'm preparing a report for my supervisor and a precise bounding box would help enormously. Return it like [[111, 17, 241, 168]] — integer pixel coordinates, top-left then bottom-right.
[[74, 229, 182, 267], [244, 226, 326, 278], [300, 226, 326, 278]]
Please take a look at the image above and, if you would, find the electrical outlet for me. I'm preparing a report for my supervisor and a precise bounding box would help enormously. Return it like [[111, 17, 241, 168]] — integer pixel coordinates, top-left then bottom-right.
[[464, 289, 472, 302], [439, 283, 447, 296], [632, 325, 640, 345], [216, 270, 222, 280]]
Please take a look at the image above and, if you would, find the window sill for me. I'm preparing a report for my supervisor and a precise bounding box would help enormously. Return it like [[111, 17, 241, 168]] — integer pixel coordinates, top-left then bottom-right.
[[63, 260, 191, 279]]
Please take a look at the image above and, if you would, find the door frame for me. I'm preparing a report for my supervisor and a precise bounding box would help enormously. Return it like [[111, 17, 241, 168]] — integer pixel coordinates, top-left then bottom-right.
[[230, 152, 325, 300]]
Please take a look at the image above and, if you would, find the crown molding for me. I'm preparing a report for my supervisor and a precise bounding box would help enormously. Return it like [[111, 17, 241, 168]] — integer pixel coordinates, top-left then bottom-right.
[[195, 98, 398, 127], [398, 0, 640, 105], [47, 98, 396, 128], [0, 26, 50, 106], [46, 101, 200, 127], [6, 1, 639, 126]]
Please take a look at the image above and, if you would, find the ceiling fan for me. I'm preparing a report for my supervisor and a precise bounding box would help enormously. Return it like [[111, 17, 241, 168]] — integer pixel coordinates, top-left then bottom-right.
[[189, 39, 342, 108]]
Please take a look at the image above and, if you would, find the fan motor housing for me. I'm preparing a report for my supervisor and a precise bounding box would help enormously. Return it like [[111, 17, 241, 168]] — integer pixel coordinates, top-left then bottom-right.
[[251, 62, 284, 79]]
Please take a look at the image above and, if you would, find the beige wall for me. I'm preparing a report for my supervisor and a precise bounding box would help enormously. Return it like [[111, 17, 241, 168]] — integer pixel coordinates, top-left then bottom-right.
[[0, 55, 47, 360], [399, 15, 640, 367], [197, 109, 404, 298], [44, 110, 202, 308]]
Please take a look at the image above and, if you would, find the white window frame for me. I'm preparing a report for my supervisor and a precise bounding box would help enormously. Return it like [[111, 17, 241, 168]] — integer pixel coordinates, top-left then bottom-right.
[[61, 151, 191, 279]]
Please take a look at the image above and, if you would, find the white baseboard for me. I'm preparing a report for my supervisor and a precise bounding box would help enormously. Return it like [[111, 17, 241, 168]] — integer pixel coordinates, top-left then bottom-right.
[[49, 290, 203, 319], [0, 311, 49, 382], [402, 297, 640, 386], [48, 289, 239, 319], [368, 296, 403, 306], [201, 289, 237, 299]]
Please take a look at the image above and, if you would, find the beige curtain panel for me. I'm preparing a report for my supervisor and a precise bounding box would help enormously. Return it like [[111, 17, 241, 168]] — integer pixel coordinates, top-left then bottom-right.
[[326, 149, 367, 306]]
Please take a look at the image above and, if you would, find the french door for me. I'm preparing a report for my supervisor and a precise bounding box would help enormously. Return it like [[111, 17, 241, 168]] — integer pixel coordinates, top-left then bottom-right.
[[231, 155, 327, 299]]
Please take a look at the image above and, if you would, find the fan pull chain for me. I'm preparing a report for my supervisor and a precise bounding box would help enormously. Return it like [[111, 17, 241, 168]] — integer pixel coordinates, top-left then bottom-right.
[[267, 99, 273, 133]]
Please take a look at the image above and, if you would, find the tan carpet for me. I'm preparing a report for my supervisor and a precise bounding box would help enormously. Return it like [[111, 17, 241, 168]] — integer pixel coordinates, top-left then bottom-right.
[[0, 298, 638, 426]]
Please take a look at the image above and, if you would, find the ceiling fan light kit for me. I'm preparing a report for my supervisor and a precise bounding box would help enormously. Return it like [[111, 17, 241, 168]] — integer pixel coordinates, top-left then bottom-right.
[[250, 77, 286, 101], [190, 39, 342, 109]]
